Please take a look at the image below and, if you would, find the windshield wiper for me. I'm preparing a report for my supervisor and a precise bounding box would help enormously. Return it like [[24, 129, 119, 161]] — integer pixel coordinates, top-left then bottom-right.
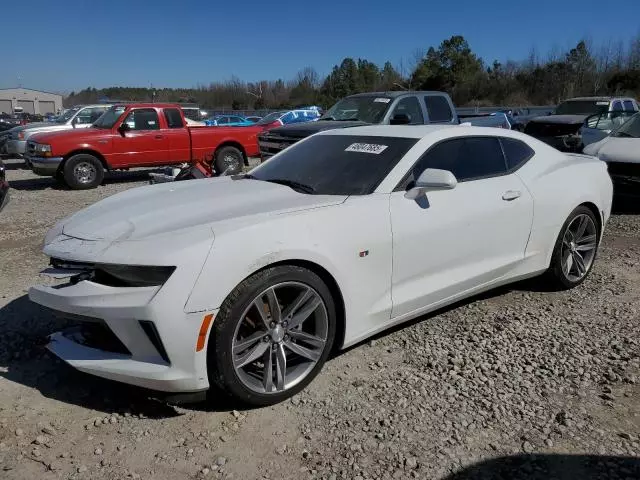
[[336, 118, 361, 121], [319, 116, 336, 121], [264, 178, 315, 194]]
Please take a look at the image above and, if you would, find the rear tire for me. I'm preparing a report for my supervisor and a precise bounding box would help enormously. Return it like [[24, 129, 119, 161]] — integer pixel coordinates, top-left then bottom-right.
[[546, 206, 600, 290], [63, 154, 104, 190], [213, 146, 243, 175], [207, 265, 336, 407]]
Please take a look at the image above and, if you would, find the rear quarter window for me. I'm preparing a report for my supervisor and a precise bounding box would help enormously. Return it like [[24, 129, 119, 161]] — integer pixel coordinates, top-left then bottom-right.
[[500, 137, 534, 171]]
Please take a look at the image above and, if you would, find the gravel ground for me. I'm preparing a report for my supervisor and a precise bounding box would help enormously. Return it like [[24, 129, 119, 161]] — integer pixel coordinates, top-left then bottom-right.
[[0, 158, 639, 480]]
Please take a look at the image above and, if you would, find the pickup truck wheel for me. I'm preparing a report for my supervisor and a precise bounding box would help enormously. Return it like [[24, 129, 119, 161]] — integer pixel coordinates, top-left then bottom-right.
[[63, 154, 104, 190], [214, 146, 243, 175]]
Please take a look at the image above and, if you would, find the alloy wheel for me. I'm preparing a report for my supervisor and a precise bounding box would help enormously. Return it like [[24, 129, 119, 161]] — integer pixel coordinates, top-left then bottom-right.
[[561, 213, 598, 282], [232, 282, 328, 394]]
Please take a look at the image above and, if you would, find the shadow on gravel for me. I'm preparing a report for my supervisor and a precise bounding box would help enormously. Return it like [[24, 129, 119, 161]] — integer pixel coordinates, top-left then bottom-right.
[[0, 295, 237, 417], [443, 453, 640, 480], [7, 170, 161, 191]]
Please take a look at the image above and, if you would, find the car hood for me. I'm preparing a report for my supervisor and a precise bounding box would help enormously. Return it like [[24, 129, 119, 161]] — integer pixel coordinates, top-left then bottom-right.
[[19, 122, 59, 132], [30, 127, 106, 143], [529, 115, 588, 125], [583, 137, 640, 164], [262, 120, 370, 139], [60, 176, 347, 242]]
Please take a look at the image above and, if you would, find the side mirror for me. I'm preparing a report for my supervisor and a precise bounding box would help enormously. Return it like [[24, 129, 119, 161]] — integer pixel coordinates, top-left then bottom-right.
[[404, 168, 457, 200], [71, 117, 77, 128], [390, 113, 411, 125], [117, 123, 130, 136]]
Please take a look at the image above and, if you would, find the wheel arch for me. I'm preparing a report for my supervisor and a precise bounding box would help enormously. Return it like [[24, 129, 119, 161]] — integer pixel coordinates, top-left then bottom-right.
[[545, 200, 604, 269], [214, 141, 248, 166], [214, 258, 347, 353]]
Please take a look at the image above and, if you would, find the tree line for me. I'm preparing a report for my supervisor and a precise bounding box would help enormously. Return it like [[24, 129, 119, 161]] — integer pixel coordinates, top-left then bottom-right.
[[65, 34, 640, 110]]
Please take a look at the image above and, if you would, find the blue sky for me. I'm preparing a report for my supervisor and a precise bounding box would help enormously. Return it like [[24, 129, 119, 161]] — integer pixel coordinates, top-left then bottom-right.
[[3, 0, 639, 93]]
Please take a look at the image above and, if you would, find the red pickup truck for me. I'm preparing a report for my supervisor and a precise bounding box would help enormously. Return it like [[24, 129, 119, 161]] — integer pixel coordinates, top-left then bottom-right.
[[26, 103, 262, 189]]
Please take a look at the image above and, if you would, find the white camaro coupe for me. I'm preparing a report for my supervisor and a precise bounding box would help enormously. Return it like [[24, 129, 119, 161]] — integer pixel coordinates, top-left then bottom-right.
[[29, 125, 613, 406]]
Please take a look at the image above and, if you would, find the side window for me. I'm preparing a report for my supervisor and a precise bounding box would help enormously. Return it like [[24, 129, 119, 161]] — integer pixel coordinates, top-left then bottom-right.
[[217, 117, 229, 125], [500, 137, 534, 171], [391, 97, 424, 124], [123, 108, 160, 131], [164, 108, 184, 129], [230, 116, 243, 123], [281, 112, 295, 124], [622, 100, 635, 111], [612, 101, 623, 111], [75, 107, 105, 125], [424, 95, 453, 122], [406, 137, 507, 187]]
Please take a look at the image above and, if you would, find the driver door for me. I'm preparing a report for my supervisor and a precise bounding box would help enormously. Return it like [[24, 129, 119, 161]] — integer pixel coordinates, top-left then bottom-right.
[[111, 108, 169, 167], [389, 136, 534, 319]]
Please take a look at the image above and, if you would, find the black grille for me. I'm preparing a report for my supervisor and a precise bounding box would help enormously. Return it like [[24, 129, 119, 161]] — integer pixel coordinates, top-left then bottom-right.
[[606, 161, 640, 177], [258, 133, 302, 156], [61, 321, 130, 355], [524, 122, 581, 137]]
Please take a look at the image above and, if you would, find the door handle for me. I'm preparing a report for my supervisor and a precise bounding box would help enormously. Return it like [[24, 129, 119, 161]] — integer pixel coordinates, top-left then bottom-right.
[[155, 135, 164, 139], [502, 190, 521, 201]]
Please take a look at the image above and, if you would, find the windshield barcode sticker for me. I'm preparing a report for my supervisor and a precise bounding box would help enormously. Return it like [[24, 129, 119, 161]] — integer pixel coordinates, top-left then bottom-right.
[[345, 143, 389, 154], [374, 98, 391, 103], [596, 101, 609, 105]]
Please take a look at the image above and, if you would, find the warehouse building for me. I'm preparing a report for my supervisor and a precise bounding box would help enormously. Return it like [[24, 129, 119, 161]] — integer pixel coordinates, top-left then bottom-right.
[[0, 87, 63, 115]]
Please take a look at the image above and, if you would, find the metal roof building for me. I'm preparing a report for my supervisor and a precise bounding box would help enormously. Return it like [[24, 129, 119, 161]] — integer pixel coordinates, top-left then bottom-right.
[[0, 87, 63, 115]]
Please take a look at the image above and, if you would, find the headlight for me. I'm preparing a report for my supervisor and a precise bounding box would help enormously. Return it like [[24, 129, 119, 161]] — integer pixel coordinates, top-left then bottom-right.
[[93, 264, 176, 287], [33, 143, 52, 156]]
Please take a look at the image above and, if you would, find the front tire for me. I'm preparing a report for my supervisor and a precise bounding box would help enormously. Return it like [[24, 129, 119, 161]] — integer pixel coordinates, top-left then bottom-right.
[[208, 265, 336, 407], [547, 206, 600, 289], [63, 154, 104, 190], [213, 146, 243, 175]]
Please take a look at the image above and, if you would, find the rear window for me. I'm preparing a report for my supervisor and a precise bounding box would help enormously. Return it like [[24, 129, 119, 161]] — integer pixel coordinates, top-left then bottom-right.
[[251, 135, 419, 195], [164, 108, 183, 128], [424, 96, 453, 122]]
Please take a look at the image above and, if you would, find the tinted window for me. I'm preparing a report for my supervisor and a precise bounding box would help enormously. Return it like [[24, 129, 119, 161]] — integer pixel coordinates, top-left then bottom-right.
[[250, 135, 419, 195], [612, 101, 623, 111], [123, 109, 160, 130], [409, 137, 507, 184], [164, 108, 183, 128], [500, 137, 534, 170], [217, 117, 229, 125], [623, 100, 635, 111], [424, 96, 453, 122], [391, 97, 424, 124]]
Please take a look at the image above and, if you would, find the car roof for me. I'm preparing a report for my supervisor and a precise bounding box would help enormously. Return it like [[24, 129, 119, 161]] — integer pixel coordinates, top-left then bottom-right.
[[347, 91, 445, 98], [317, 124, 531, 140]]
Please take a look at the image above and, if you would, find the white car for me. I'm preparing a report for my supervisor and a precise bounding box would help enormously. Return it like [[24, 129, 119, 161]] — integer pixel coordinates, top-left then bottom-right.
[[29, 125, 613, 406], [583, 112, 640, 179]]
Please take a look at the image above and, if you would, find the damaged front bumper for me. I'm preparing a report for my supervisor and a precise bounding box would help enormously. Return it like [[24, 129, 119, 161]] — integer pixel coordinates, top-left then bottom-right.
[[29, 269, 217, 393]]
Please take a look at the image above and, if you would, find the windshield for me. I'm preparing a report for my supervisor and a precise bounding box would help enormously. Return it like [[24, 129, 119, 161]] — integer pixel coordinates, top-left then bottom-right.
[[611, 113, 640, 138], [319, 96, 393, 123], [554, 100, 609, 116], [93, 106, 126, 128], [55, 107, 80, 123], [248, 134, 418, 195], [256, 111, 285, 125]]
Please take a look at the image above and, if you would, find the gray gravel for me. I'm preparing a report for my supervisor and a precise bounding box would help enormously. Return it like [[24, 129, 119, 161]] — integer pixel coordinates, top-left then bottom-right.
[[0, 159, 639, 479]]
